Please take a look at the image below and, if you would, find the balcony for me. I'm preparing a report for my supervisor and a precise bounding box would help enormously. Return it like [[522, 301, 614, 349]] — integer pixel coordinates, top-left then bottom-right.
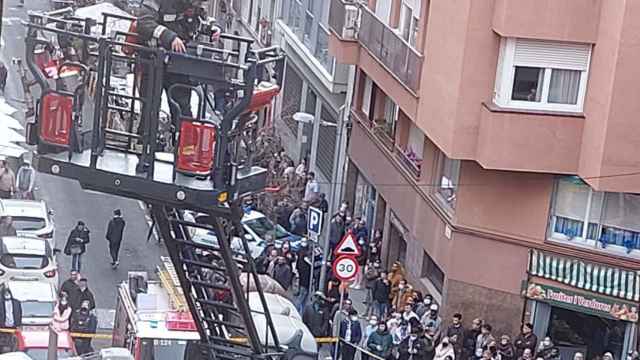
[[353, 110, 422, 180], [328, 0, 424, 93], [358, 6, 423, 93]]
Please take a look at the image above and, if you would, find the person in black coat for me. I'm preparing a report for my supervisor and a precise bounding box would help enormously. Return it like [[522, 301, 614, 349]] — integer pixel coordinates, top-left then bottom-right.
[[0, 288, 21, 353], [371, 271, 390, 318], [272, 257, 293, 290], [106, 209, 126, 269], [64, 221, 90, 272], [302, 292, 331, 337], [72, 279, 96, 312], [70, 300, 98, 355]]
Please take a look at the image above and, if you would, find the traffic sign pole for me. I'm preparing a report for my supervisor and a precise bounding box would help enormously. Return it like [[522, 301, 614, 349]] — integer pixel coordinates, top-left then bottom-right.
[[334, 285, 345, 360]]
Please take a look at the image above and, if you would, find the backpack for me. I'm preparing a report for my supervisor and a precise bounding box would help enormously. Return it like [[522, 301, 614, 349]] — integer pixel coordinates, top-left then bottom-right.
[[17, 166, 33, 192]]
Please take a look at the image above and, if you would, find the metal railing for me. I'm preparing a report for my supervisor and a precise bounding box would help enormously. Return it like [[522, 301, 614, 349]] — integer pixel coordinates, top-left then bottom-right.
[[358, 5, 423, 93]]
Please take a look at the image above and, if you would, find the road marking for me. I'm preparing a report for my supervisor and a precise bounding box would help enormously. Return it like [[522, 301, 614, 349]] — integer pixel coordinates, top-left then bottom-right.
[[138, 200, 146, 211]]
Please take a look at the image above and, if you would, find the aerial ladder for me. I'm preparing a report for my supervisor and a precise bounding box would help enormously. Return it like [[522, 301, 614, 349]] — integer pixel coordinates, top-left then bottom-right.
[[23, 6, 313, 360]]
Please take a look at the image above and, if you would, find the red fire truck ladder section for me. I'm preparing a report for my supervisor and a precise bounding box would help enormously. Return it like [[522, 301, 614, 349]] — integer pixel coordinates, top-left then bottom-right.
[[22, 8, 313, 360]]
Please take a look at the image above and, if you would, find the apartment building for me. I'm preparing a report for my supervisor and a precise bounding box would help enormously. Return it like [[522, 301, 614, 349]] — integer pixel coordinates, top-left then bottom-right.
[[330, 0, 640, 356], [223, 0, 354, 188]]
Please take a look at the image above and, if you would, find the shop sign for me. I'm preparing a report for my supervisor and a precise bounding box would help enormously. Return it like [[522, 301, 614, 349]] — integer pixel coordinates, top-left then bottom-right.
[[525, 282, 639, 322]]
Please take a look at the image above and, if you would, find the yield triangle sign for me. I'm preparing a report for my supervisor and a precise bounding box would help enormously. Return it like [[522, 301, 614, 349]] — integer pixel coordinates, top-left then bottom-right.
[[335, 232, 361, 256]]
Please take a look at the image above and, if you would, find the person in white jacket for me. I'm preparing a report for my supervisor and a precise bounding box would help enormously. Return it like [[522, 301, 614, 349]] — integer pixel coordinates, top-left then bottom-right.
[[434, 337, 456, 360]]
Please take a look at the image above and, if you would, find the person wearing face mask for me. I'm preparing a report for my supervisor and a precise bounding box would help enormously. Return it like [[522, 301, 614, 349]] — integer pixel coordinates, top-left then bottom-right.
[[399, 328, 429, 360], [415, 294, 434, 318], [421, 304, 443, 339], [388, 312, 403, 333], [403, 303, 420, 323], [70, 300, 98, 355], [393, 320, 412, 346], [339, 309, 362, 360], [536, 337, 554, 360], [368, 322, 394, 359], [0, 288, 21, 352], [497, 335, 515, 360], [372, 271, 391, 318], [446, 313, 465, 359], [272, 256, 293, 290], [434, 337, 456, 360], [363, 316, 378, 348], [518, 349, 534, 360], [73, 278, 96, 312], [51, 296, 72, 333], [364, 260, 381, 315], [514, 323, 538, 358], [475, 324, 495, 359]]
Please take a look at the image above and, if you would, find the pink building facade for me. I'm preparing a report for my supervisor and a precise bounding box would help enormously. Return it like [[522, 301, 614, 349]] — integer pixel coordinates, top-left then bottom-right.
[[329, 0, 640, 355]]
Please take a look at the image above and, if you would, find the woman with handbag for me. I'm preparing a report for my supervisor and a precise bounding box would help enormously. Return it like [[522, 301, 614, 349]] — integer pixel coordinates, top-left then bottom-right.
[[64, 221, 90, 272]]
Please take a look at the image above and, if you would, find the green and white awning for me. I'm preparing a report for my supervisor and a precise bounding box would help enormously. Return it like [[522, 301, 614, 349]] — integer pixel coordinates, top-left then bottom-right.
[[528, 249, 640, 302]]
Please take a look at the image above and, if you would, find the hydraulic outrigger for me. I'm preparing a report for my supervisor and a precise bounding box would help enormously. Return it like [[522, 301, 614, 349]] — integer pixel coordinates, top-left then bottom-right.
[[23, 6, 312, 360]]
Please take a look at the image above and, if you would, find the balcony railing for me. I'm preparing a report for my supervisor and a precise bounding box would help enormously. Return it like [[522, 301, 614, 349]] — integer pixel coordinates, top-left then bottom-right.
[[358, 6, 423, 93], [329, 0, 359, 40]]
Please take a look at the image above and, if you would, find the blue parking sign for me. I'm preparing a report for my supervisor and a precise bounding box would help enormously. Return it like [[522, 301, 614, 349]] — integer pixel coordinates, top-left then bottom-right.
[[307, 206, 323, 237]]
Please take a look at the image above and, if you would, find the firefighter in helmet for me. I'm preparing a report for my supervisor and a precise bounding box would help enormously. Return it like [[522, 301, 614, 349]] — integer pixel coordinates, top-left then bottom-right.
[[132, 0, 221, 171]]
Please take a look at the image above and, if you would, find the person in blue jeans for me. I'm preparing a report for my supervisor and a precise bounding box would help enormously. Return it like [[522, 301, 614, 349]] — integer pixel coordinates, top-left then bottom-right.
[[64, 221, 90, 272]]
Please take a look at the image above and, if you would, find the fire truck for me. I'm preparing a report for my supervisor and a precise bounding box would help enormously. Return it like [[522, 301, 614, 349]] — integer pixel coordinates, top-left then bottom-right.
[[23, 4, 314, 360], [112, 257, 317, 359]]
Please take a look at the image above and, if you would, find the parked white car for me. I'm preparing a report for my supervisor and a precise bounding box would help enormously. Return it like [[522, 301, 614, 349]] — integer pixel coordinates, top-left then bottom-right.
[[6, 280, 57, 326], [0, 236, 59, 286], [0, 200, 55, 248], [190, 210, 305, 259]]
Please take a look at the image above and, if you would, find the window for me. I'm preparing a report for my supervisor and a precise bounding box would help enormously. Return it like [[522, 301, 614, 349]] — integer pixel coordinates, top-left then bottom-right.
[[436, 152, 460, 210], [21, 301, 55, 318], [399, 0, 420, 46], [0, 254, 49, 269], [494, 38, 591, 112], [549, 176, 640, 256], [382, 96, 398, 138], [314, 24, 333, 73], [361, 76, 373, 117], [11, 217, 46, 231], [421, 251, 444, 292]]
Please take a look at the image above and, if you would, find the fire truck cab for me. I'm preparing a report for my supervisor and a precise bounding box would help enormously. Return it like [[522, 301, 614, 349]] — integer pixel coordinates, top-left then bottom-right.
[[112, 258, 317, 359]]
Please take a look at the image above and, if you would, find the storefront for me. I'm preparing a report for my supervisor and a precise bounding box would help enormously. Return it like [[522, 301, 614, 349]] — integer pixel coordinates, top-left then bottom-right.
[[525, 250, 640, 360]]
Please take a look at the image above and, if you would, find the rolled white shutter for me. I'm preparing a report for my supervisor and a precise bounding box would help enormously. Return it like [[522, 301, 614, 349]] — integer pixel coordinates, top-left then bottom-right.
[[514, 39, 591, 70]]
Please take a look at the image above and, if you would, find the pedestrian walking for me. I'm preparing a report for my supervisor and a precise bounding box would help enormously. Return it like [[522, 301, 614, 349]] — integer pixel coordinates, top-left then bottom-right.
[[0, 217, 16, 238], [64, 221, 90, 272], [70, 300, 97, 355], [15, 158, 35, 200], [106, 209, 126, 269], [0, 160, 15, 199], [339, 309, 362, 360], [0, 62, 7, 94], [51, 296, 72, 333], [0, 288, 21, 353]]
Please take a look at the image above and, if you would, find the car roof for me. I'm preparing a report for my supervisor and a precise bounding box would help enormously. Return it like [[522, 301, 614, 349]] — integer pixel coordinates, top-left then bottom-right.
[[0, 237, 48, 255], [242, 210, 267, 222], [20, 329, 73, 349], [7, 281, 56, 302], [0, 200, 46, 218]]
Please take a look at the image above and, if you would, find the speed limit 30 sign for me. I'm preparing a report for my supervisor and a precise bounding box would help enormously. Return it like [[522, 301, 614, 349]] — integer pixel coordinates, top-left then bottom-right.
[[333, 255, 360, 282]]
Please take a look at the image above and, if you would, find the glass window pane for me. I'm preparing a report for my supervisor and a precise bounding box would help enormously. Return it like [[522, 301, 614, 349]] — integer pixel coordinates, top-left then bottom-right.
[[548, 69, 581, 105], [438, 155, 460, 209], [554, 177, 590, 221], [511, 66, 543, 102]]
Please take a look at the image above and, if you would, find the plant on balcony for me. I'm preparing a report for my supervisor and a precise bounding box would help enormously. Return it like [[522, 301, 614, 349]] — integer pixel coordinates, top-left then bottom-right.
[[402, 146, 422, 172]]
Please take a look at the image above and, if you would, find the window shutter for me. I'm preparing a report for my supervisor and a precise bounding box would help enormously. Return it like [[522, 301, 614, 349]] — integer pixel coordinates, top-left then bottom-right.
[[514, 39, 591, 70]]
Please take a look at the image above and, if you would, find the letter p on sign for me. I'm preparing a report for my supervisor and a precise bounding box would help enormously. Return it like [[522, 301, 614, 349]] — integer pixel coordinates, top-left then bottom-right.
[[307, 206, 322, 238]]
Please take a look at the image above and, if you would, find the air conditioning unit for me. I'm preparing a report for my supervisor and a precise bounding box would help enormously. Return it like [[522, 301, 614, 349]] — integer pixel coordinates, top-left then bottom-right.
[[343, 5, 359, 39]]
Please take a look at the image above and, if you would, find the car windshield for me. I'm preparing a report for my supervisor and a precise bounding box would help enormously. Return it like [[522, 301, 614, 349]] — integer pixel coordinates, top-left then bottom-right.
[[0, 254, 48, 269], [11, 216, 46, 231], [140, 339, 191, 360], [243, 217, 290, 240], [25, 348, 73, 360], [21, 301, 55, 318]]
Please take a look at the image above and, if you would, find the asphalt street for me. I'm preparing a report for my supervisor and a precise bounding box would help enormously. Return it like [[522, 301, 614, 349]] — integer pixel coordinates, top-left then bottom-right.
[[1, 0, 167, 318]]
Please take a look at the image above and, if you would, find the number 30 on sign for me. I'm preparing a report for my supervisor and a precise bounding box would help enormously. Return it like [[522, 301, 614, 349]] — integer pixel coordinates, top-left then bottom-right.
[[333, 255, 360, 282]]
